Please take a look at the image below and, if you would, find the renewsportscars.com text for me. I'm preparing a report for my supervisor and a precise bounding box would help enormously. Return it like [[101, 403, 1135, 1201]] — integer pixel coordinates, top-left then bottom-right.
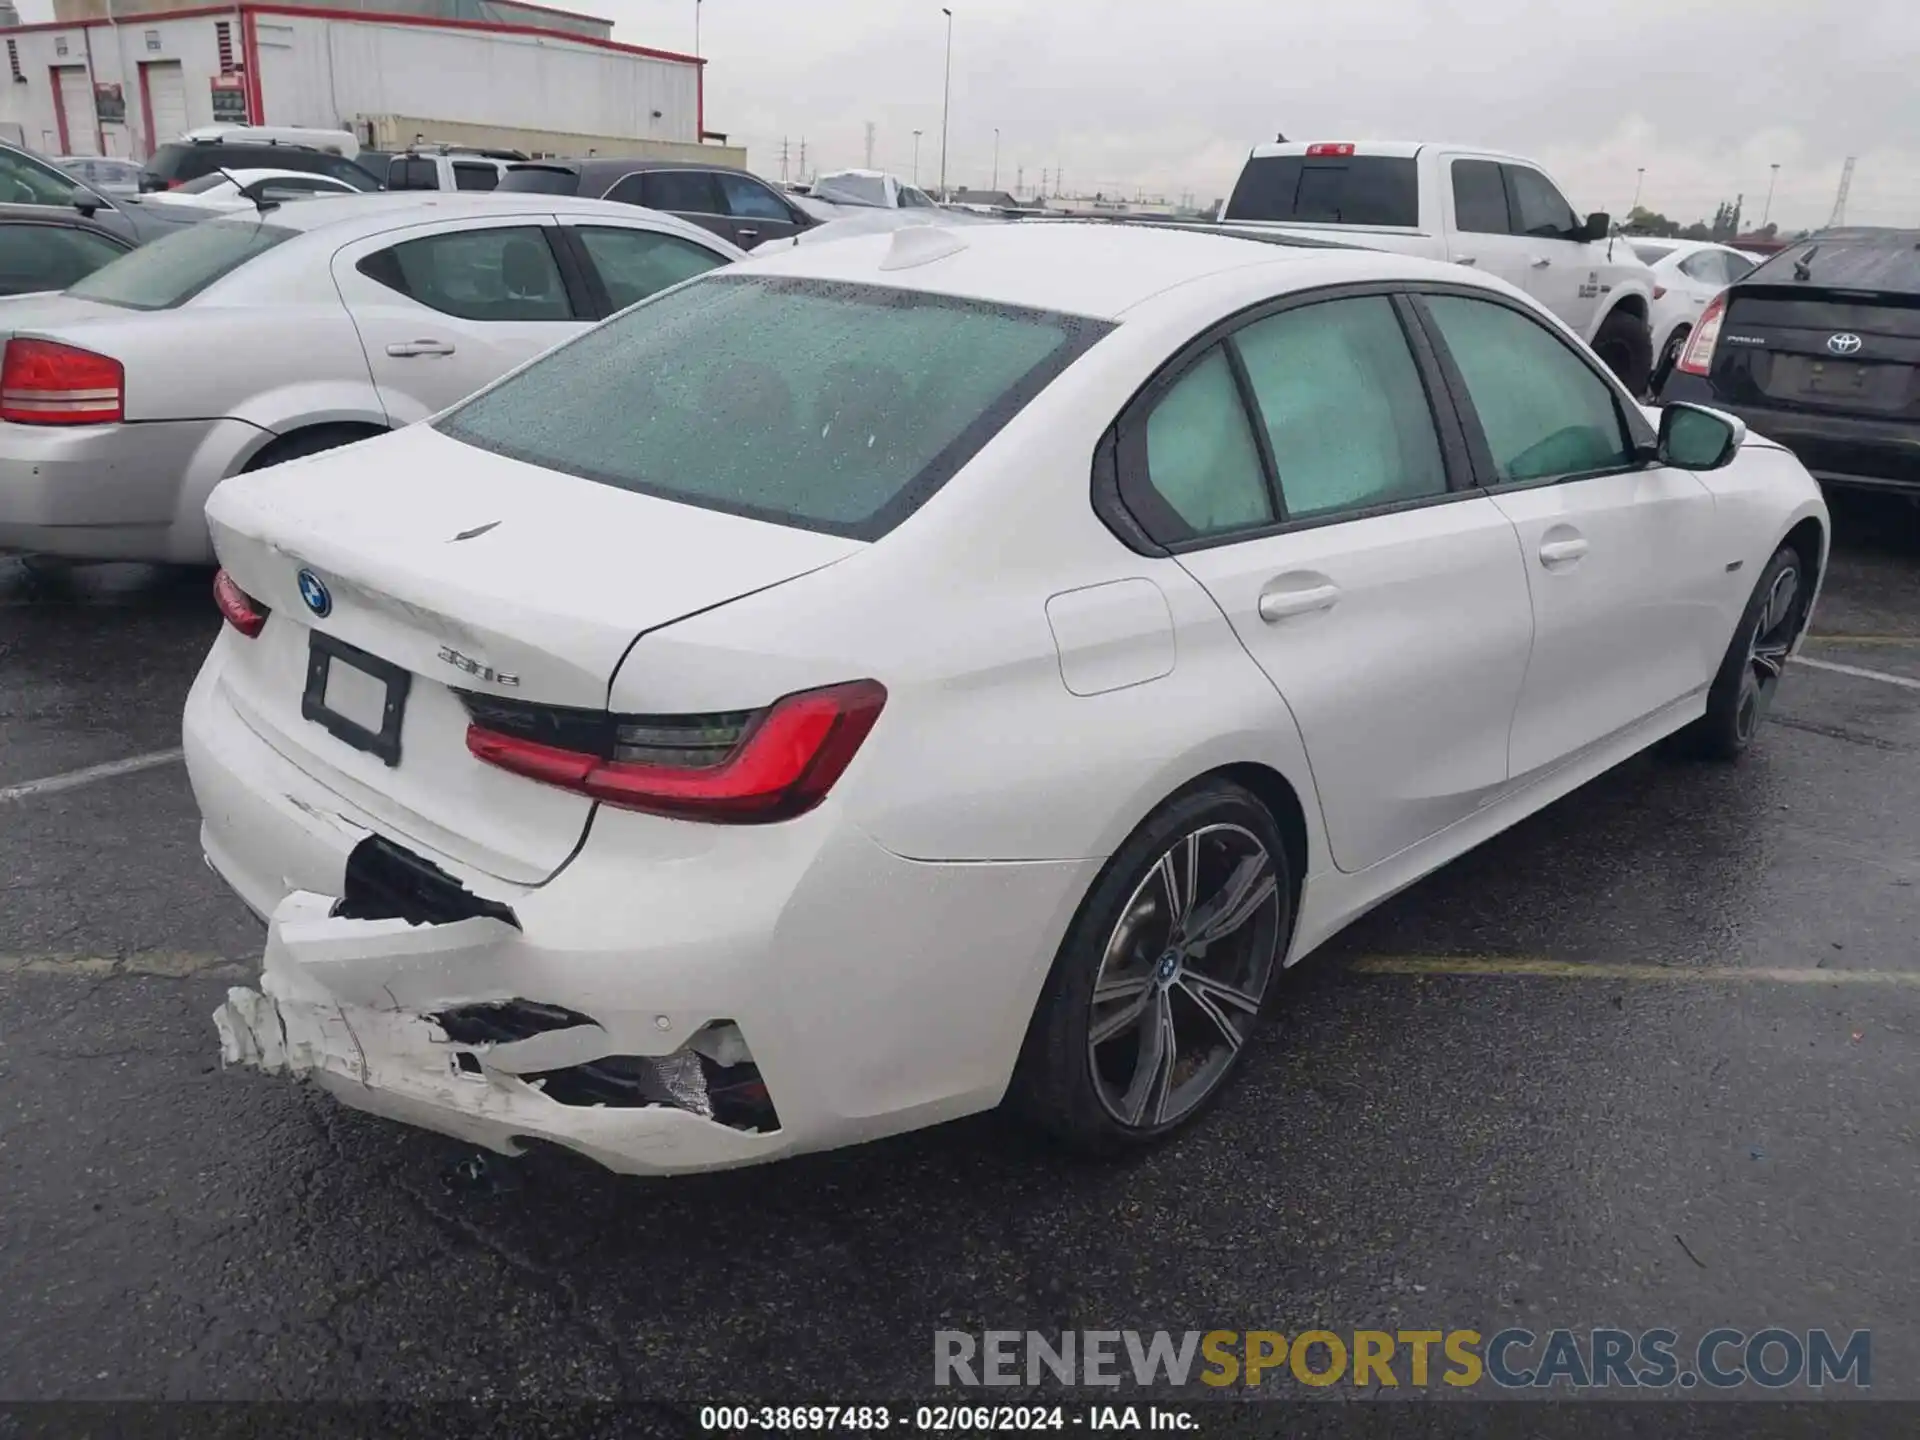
[[934, 1328, 1871, 1391]]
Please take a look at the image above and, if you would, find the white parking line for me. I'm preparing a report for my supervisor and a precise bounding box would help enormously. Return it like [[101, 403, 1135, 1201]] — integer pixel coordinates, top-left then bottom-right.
[[1799, 657, 1920, 693], [0, 748, 185, 803], [1353, 956, 1920, 985]]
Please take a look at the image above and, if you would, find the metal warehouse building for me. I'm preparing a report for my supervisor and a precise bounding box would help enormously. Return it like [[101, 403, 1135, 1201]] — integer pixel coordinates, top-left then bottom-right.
[[0, 0, 722, 164]]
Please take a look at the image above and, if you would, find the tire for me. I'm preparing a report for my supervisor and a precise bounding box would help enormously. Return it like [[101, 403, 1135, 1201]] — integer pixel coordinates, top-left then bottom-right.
[[1591, 307, 1654, 397], [1650, 326, 1689, 397], [1008, 780, 1294, 1156], [242, 423, 384, 473], [1672, 545, 1809, 761]]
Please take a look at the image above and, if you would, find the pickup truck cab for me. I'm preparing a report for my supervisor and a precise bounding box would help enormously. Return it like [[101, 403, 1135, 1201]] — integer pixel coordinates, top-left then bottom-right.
[[1222, 140, 1658, 392]]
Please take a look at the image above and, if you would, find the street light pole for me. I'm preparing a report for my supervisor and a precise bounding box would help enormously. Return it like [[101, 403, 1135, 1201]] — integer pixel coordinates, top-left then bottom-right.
[[992, 127, 1000, 191], [694, 0, 701, 59], [1631, 167, 1645, 213], [939, 7, 952, 202], [912, 130, 922, 185], [1763, 163, 1780, 226]]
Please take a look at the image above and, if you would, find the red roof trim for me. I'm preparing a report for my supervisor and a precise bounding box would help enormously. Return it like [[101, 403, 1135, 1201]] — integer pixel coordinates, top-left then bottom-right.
[[0, 2, 705, 66]]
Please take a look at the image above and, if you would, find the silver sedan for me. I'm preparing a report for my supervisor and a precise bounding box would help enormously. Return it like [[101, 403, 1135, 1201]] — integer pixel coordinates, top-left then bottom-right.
[[0, 193, 743, 564]]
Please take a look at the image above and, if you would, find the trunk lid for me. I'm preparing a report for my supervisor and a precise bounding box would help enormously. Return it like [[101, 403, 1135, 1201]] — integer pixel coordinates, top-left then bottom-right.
[[0, 293, 135, 339], [205, 423, 866, 883]]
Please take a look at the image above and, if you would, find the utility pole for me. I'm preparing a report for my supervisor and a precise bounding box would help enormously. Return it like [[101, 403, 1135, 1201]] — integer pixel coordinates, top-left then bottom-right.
[[778, 137, 790, 185], [1016, 164, 1023, 198], [992, 127, 1000, 191], [1763, 163, 1780, 226], [1630, 167, 1644, 213], [798, 138, 807, 184], [693, 0, 701, 58], [864, 121, 876, 170], [912, 130, 922, 185], [1827, 157, 1855, 229], [939, 7, 953, 202]]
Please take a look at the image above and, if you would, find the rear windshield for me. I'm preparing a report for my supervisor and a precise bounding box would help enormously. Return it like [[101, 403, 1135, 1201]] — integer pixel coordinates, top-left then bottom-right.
[[814, 174, 889, 208], [144, 143, 379, 191], [1746, 233, 1920, 294], [1631, 242, 1676, 264], [65, 219, 294, 309], [1225, 155, 1419, 227], [437, 273, 1111, 540], [498, 166, 582, 195]]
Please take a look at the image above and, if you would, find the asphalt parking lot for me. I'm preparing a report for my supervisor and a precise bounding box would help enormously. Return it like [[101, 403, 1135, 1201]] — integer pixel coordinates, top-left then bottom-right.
[[2, 493, 1918, 1422]]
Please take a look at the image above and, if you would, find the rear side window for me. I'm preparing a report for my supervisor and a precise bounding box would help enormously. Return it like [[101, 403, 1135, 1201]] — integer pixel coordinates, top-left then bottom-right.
[[1234, 297, 1447, 518], [1226, 155, 1417, 227], [718, 172, 788, 220], [388, 157, 440, 190], [574, 226, 727, 311], [498, 165, 580, 195], [1422, 294, 1631, 482], [1451, 159, 1510, 235], [1143, 347, 1273, 536], [437, 274, 1109, 539], [639, 170, 723, 214], [358, 226, 573, 322], [453, 162, 499, 192], [65, 219, 293, 309]]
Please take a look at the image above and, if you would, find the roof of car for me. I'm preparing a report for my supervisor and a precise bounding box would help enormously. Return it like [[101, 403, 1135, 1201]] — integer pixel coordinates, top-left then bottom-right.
[[741, 217, 1483, 321], [1244, 139, 1535, 164], [510, 157, 761, 180], [198, 190, 736, 248]]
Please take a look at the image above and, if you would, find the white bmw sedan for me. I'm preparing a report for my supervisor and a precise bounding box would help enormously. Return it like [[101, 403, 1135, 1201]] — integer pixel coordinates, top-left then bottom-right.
[[0, 193, 740, 563], [191, 220, 1829, 1173]]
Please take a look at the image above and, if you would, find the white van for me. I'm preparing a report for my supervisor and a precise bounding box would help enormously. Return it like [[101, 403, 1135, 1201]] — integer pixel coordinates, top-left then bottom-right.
[[177, 125, 360, 159]]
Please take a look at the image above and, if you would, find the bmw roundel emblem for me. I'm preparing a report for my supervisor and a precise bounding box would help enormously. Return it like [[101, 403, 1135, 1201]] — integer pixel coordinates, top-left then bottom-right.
[[296, 569, 331, 618]]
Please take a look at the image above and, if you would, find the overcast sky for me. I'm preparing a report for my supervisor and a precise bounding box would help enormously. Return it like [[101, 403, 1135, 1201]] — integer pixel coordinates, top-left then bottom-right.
[[615, 0, 1920, 231]]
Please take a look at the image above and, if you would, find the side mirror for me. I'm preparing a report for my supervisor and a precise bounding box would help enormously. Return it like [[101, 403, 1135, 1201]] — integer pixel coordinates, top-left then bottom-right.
[[71, 190, 101, 218], [1582, 211, 1611, 243], [1657, 402, 1745, 471]]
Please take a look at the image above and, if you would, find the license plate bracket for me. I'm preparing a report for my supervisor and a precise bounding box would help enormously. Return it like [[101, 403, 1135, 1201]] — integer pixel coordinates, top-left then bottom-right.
[[301, 632, 411, 767]]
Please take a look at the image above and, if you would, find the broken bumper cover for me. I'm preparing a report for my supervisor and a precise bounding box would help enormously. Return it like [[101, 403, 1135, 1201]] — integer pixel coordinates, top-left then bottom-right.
[[188, 656, 1101, 1176]]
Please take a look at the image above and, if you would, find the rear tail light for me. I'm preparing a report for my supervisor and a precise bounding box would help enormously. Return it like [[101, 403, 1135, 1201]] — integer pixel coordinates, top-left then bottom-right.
[[1305, 142, 1356, 157], [213, 568, 269, 637], [464, 680, 887, 823], [1652, 284, 1668, 300], [1676, 294, 1726, 377], [0, 339, 124, 425]]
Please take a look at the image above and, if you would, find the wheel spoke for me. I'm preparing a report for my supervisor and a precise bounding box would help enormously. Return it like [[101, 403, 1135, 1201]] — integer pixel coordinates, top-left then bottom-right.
[[1089, 980, 1152, 1048], [1751, 643, 1789, 681], [1154, 832, 1200, 933], [1121, 989, 1177, 1126], [1181, 968, 1262, 1017], [1185, 854, 1277, 949], [1177, 975, 1248, 1055]]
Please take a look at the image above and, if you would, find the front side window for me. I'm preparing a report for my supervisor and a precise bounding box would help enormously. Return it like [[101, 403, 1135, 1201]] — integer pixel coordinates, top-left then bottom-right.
[[1505, 166, 1580, 240], [1142, 347, 1274, 537], [1451, 159, 1510, 235], [574, 226, 727, 311], [0, 149, 85, 207], [65, 219, 293, 309], [0, 223, 125, 292], [1233, 297, 1448, 519], [1422, 294, 1632, 483], [718, 173, 788, 220], [358, 226, 573, 322], [437, 274, 1106, 539]]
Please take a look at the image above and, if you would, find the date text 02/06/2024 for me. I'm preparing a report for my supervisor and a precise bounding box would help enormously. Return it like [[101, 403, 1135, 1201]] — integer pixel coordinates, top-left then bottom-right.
[[698, 1406, 1195, 1432]]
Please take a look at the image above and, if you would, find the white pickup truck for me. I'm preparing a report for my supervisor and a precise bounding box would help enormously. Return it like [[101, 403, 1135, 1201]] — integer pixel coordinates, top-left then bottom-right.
[[1220, 140, 1657, 393]]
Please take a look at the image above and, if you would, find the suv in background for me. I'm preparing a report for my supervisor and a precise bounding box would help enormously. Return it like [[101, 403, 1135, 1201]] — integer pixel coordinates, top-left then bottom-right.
[[1658, 228, 1920, 505], [498, 159, 816, 249], [383, 145, 528, 194], [141, 139, 382, 194]]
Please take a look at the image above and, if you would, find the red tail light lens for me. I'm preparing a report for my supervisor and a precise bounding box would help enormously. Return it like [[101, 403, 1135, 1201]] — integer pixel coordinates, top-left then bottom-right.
[[213, 568, 269, 638], [465, 680, 888, 823], [1676, 295, 1726, 377], [0, 338, 124, 425], [1652, 284, 1668, 300], [1305, 142, 1356, 157]]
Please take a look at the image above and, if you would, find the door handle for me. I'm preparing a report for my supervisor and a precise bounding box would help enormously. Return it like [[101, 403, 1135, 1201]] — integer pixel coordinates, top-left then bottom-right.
[[736, 227, 760, 241], [1455, 255, 1477, 266], [1530, 256, 1552, 268], [1257, 582, 1341, 622], [1539, 537, 1589, 566], [386, 340, 456, 358]]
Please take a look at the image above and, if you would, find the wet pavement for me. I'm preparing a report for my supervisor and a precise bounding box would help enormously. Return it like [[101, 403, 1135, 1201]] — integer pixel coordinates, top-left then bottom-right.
[[1, 493, 1917, 1418]]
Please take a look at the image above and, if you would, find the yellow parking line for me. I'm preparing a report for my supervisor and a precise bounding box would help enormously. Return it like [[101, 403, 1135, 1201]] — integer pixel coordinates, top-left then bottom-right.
[[1352, 955, 1920, 984], [0, 953, 251, 979]]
